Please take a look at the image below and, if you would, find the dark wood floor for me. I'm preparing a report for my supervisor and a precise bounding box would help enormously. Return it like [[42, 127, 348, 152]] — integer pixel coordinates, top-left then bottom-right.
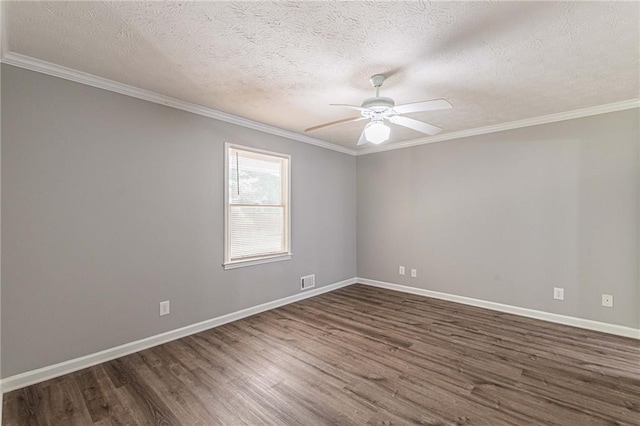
[[4, 284, 640, 425]]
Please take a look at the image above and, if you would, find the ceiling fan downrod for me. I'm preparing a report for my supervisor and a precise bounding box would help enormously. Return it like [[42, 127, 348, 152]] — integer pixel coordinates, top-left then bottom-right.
[[369, 74, 386, 98], [362, 74, 395, 111]]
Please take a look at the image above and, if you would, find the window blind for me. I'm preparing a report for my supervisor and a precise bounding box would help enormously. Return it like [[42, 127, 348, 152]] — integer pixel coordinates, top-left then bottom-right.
[[227, 147, 289, 262]]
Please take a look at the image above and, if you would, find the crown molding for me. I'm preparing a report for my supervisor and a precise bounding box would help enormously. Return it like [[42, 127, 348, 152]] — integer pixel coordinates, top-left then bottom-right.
[[2, 52, 637, 158], [356, 99, 640, 156], [0, 1, 7, 58], [0, 52, 357, 156]]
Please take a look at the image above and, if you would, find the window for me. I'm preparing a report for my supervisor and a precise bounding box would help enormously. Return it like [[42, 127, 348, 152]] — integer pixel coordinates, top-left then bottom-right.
[[224, 144, 291, 269]]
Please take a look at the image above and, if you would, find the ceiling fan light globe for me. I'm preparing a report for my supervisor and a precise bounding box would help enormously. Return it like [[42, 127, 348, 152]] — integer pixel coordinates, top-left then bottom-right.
[[364, 121, 390, 144]]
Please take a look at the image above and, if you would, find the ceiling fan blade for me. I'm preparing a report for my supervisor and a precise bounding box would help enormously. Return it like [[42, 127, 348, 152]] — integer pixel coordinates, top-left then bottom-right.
[[356, 127, 368, 146], [304, 116, 365, 132], [330, 104, 368, 112], [393, 99, 452, 115], [389, 115, 442, 136]]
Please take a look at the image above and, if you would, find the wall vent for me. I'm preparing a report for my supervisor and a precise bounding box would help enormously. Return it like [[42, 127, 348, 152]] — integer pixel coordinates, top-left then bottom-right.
[[301, 274, 315, 290]]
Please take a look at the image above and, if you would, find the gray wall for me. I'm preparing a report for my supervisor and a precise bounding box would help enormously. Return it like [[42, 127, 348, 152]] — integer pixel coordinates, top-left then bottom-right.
[[2, 63, 638, 379], [358, 109, 639, 328], [1, 65, 356, 378], [0, 59, 3, 388]]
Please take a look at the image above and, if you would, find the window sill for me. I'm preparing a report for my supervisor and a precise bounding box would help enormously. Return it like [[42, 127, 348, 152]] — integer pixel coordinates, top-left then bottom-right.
[[223, 253, 292, 270]]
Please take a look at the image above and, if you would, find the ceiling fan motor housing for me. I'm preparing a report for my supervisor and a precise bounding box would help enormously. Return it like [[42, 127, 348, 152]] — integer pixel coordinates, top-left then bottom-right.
[[361, 97, 395, 110], [361, 97, 396, 122]]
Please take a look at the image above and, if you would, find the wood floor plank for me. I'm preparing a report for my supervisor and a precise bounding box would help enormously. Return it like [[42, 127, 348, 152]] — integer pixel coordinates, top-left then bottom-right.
[[104, 358, 181, 425], [75, 367, 127, 424], [4, 284, 640, 425], [48, 375, 94, 426]]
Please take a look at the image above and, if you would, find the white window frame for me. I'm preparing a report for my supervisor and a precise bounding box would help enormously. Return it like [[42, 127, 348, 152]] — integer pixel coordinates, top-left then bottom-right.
[[223, 143, 292, 270]]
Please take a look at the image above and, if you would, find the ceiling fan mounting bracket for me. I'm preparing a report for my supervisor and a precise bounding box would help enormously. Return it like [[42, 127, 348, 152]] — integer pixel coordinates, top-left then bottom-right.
[[369, 74, 386, 88]]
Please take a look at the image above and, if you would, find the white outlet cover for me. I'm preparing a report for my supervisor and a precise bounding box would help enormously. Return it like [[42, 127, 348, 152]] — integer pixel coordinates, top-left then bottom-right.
[[601, 294, 614, 308], [553, 287, 564, 300], [411, 269, 417, 278], [160, 300, 170, 316], [399, 266, 405, 275]]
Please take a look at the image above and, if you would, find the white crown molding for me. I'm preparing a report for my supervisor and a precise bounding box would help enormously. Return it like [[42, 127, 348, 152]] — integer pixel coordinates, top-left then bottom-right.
[[1, 52, 638, 158], [0, 52, 357, 156], [0, 277, 358, 393], [0, 1, 7, 58], [358, 278, 640, 339], [0, 5, 5, 424], [356, 99, 640, 156]]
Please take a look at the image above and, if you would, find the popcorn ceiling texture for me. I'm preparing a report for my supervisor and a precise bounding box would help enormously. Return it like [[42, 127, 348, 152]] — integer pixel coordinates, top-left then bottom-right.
[[6, 1, 639, 149]]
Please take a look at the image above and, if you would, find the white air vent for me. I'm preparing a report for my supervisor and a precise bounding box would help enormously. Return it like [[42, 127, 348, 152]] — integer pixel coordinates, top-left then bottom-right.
[[301, 274, 315, 290]]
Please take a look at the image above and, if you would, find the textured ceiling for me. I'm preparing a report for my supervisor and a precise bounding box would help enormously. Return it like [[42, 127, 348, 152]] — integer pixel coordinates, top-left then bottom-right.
[[5, 1, 640, 150]]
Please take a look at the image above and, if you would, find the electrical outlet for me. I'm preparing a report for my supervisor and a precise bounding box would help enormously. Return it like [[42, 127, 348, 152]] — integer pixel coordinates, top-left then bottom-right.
[[411, 269, 417, 278], [160, 300, 170, 316], [601, 294, 613, 308], [399, 266, 405, 275], [553, 287, 564, 300]]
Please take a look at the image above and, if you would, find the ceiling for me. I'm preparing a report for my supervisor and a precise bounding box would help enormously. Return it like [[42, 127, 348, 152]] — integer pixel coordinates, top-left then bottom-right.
[[4, 1, 639, 151]]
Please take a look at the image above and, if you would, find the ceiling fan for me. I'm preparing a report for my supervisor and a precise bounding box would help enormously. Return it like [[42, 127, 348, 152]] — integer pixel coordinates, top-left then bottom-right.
[[305, 74, 452, 145]]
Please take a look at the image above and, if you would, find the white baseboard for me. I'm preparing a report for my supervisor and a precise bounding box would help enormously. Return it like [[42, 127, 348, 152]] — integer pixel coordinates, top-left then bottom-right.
[[0, 277, 357, 394], [4, 276, 637, 396], [357, 278, 640, 340]]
